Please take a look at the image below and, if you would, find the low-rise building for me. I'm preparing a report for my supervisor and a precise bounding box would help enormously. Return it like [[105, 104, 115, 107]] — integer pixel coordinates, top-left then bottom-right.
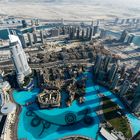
[[37, 89, 61, 108]]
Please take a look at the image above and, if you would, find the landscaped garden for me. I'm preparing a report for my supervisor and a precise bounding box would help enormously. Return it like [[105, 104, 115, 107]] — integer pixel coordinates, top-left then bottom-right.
[[102, 96, 132, 138]]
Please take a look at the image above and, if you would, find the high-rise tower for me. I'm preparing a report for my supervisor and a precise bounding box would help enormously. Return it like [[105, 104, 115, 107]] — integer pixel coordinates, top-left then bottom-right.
[[33, 32, 37, 44], [27, 33, 33, 47], [89, 27, 93, 41], [131, 80, 140, 112], [126, 34, 134, 44], [94, 54, 102, 74], [100, 28, 106, 39], [86, 27, 89, 39], [119, 80, 130, 96], [40, 30, 44, 44], [119, 30, 128, 42], [108, 63, 118, 82], [110, 73, 120, 90], [103, 55, 112, 72], [76, 27, 80, 39], [9, 35, 32, 84], [93, 26, 98, 36]]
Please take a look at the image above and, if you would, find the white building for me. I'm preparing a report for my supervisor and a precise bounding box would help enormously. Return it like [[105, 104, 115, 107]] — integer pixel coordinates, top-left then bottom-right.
[[0, 80, 16, 115], [100, 127, 118, 140], [9, 34, 32, 84], [0, 81, 11, 93], [0, 81, 11, 106]]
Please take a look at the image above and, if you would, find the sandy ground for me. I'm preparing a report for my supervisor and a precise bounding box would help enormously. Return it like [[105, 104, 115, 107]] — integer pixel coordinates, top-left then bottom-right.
[[0, 0, 140, 20]]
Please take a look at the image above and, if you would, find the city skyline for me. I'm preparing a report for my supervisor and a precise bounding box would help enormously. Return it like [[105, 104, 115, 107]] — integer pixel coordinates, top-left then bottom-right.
[[0, 1, 140, 140]]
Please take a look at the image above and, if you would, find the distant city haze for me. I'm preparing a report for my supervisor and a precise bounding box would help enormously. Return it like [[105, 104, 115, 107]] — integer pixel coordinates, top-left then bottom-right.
[[0, 0, 140, 20]]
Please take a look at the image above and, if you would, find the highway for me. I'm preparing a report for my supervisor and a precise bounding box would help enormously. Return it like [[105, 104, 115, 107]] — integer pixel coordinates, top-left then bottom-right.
[[0, 59, 93, 70]]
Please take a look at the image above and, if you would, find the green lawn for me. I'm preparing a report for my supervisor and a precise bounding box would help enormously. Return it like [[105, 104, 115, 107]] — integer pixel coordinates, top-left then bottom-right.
[[102, 96, 132, 138]]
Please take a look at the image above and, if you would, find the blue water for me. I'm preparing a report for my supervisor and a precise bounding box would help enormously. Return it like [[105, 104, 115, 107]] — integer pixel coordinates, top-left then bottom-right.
[[13, 70, 140, 140], [132, 35, 140, 46], [0, 29, 22, 40], [106, 30, 140, 46]]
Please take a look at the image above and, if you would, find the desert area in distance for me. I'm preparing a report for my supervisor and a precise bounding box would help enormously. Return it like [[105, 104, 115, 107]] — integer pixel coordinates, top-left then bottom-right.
[[0, 0, 140, 20]]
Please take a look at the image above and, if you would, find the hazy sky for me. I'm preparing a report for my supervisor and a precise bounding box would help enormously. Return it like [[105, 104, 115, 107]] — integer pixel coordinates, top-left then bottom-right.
[[1, 0, 140, 5], [0, 0, 140, 19], [1, 0, 140, 9]]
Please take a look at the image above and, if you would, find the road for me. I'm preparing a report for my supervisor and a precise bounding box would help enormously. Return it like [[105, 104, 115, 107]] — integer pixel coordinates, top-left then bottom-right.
[[0, 59, 93, 70]]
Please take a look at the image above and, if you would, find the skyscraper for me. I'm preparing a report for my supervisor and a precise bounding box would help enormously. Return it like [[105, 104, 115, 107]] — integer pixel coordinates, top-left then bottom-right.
[[35, 19, 39, 26], [108, 63, 118, 82], [91, 20, 94, 26], [61, 18, 64, 25], [103, 55, 112, 72], [94, 54, 102, 74], [110, 73, 120, 89], [96, 20, 100, 26], [131, 80, 140, 112], [131, 97, 140, 113], [126, 34, 135, 44], [62, 26, 66, 35], [40, 30, 44, 44], [86, 27, 89, 39], [100, 28, 106, 39], [18, 34, 26, 48], [119, 80, 130, 96], [33, 32, 37, 44], [135, 80, 140, 94], [0, 69, 4, 83], [114, 18, 119, 25], [76, 27, 80, 39], [126, 19, 130, 24], [89, 27, 93, 41], [93, 26, 98, 36], [120, 19, 125, 24], [9, 35, 32, 84], [69, 27, 74, 40], [21, 20, 27, 28], [119, 30, 128, 42], [27, 33, 33, 47], [81, 29, 85, 40], [120, 64, 127, 78]]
